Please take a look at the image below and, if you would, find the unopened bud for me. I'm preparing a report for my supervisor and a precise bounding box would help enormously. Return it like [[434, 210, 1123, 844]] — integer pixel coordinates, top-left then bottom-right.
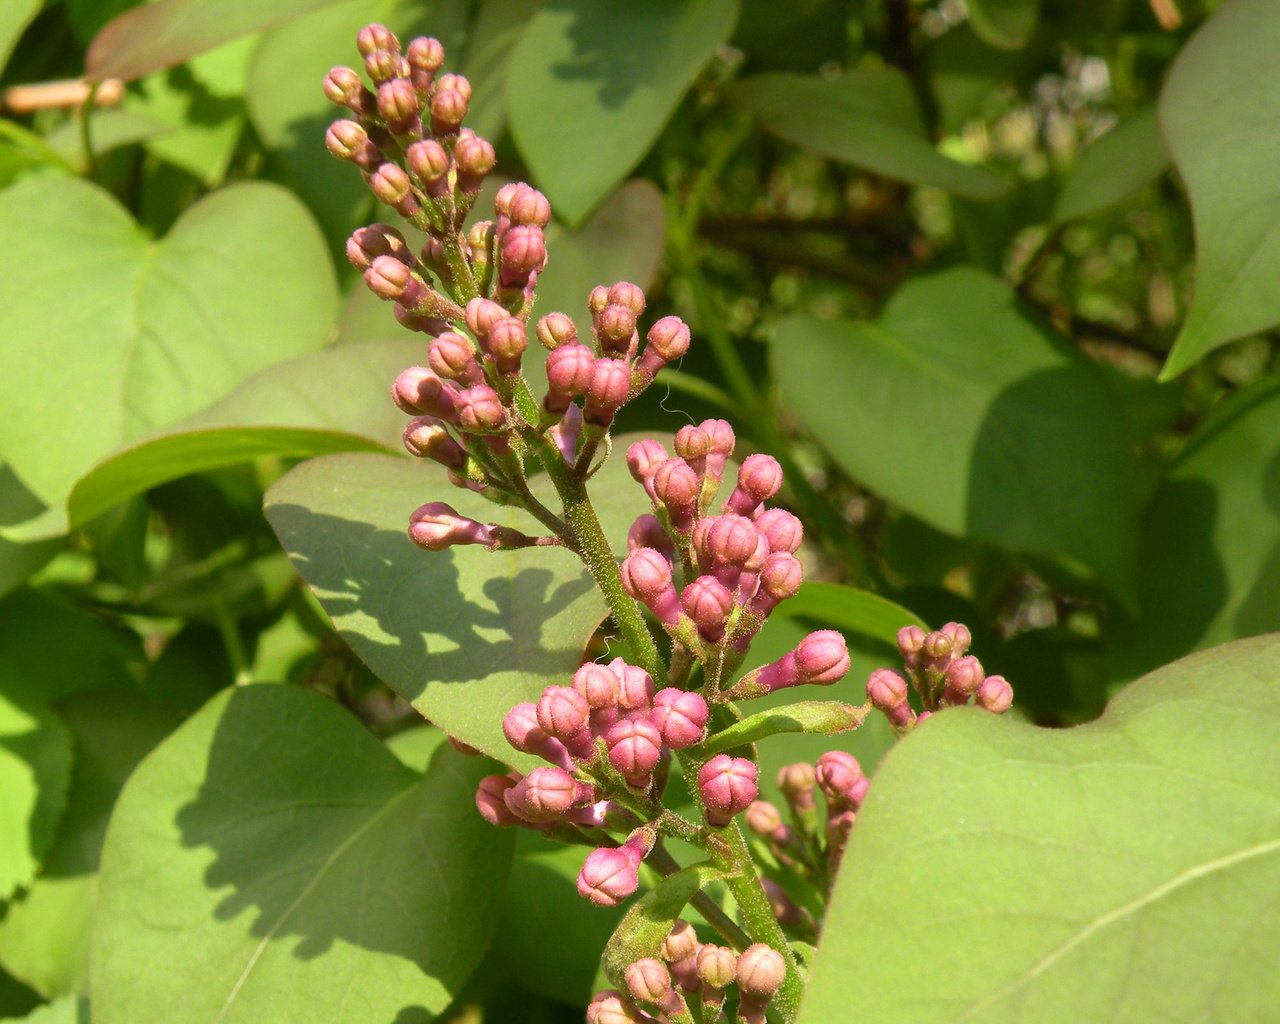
[[405, 36, 445, 73], [545, 344, 597, 414], [652, 458, 699, 531], [650, 688, 708, 749], [357, 22, 398, 56], [454, 131, 495, 192], [502, 702, 572, 770], [696, 944, 738, 991], [737, 943, 786, 999], [661, 920, 698, 963], [429, 87, 468, 134], [595, 303, 637, 355], [745, 800, 783, 837], [815, 750, 868, 810], [390, 365, 456, 420], [725, 454, 783, 515], [586, 991, 645, 1024], [429, 332, 483, 383], [402, 416, 466, 468], [626, 514, 674, 557], [475, 774, 520, 826], [754, 507, 803, 554], [606, 716, 663, 780], [504, 765, 591, 822], [583, 357, 631, 425], [776, 762, 817, 813], [406, 138, 449, 185], [697, 754, 759, 827], [455, 385, 508, 433], [680, 575, 734, 644], [363, 48, 403, 84], [943, 655, 984, 702], [619, 548, 680, 627], [537, 685, 591, 742], [578, 846, 641, 907], [376, 78, 420, 127], [487, 317, 527, 375], [346, 223, 407, 271], [867, 667, 913, 728], [325, 119, 378, 166], [609, 658, 654, 711], [626, 440, 668, 497], [509, 184, 552, 227], [370, 162, 415, 208], [976, 674, 1013, 713], [573, 663, 621, 709], [748, 552, 803, 616], [536, 311, 577, 349], [500, 224, 547, 286], [897, 625, 926, 667], [322, 66, 369, 112], [408, 501, 494, 551]]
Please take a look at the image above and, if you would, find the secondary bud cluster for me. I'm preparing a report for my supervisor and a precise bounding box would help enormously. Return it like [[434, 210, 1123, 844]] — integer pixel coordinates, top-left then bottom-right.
[[589, 922, 786, 1024], [867, 622, 1015, 734], [621, 427, 817, 684]]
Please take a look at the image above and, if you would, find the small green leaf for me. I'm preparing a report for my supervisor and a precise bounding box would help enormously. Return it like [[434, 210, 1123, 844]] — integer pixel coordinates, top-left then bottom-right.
[[601, 863, 725, 987], [1052, 107, 1168, 223], [1158, 0, 1280, 378], [772, 268, 1139, 600], [66, 340, 418, 529], [0, 697, 73, 900], [0, 176, 337, 530], [966, 0, 1039, 50], [731, 70, 1010, 200], [92, 684, 513, 1023], [781, 582, 925, 646], [798, 633, 1280, 1024], [86, 0, 353, 81], [0, 691, 178, 998], [695, 701, 867, 758], [508, 0, 740, 226], [1111, 376, 1280, 681], [265, 454, 605, 762]]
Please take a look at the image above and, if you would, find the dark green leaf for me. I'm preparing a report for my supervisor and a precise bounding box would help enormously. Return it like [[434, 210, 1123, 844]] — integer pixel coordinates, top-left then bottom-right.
[[0, 697, 72, 900], [731, 70, 1010, 200], [1158, 0, 1280, 378], [93, 685, 513, 1022], [799, 633, 1280, 1023], [0, 176, 337, 531], [772, 268, 1139, 600], [781, 582, 925, 645], [507, 0, 739, 225]]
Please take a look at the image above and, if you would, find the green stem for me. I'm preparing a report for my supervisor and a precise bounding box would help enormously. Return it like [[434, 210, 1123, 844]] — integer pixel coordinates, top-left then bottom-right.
[[648, 845, 752, 951], [537, 436, 665, 683]]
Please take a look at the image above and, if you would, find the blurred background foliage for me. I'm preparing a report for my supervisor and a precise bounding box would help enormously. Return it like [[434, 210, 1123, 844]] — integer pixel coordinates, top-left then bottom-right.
[[0, 0, 1276, 1020]]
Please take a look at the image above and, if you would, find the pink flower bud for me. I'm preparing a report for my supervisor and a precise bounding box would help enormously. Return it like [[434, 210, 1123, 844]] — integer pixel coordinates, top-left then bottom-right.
[[748, 552, 803, 617], [455, 385, 508, 433], [977, 674, 1013, 713], [363, 48, 403, 85], [651, 688, 708, 749], [465, 296, 507, 341], [923, 629, 953, 664], [620, 548, 680, 627], [504, 766, 590, 823], [370, 162, 413, 206], [595, 303, 637, 355], [776, 762, 817, 813], [737, 943, 786, 999], [429, 86, 468, 134], [815, 751, 868, 809], [696, 944, 738, 990], [573, 663, 621, 709], [365, 254, 424, 304], [661, 920, 698, 963], [742, 630, 849, 695], [609, 658, 655, 711], [391, 365, 457, 420], [502, 702, 572, 770], [626, 515, 674, 558], [500, 225, 547, 286], [943, 655, 984, 702], [867, 668, 913, 727], [701, 419, 736, 479], [453, 132, 495, 191], [475, 774, 520, 826], [680, 575, 734, 644], [754, 507, 803, 554], [697, 514, 761, 573], [606, 717, 662, 778], [428, 332, 482, 384], [322, 66, 369, 112], [940, 621, 972, 655], [897, 624, 925, 666], [536, 311, 577, 349], [698, 754, 759, 827], [652, 458, 699, 531], [624, 958, 673, 1004], [406, 138, 449, 185], [647, 316, 691, 360], [487, 317, 527, 375], [673, 424, 711, 473], [325, 120, 378, 167], [405, 36, 444, 72], [583, 358, 632, 425], [587, 992, 647, 1024], [509, 185, 552, 227], [537, 685, 591, 740], [588, 284, 610, 314], [376, 78, 420, 127], [357, 22, 398, 56], [578, 846, 642, 907], [626, 440, 668, 498], [408, 501, 493, 551], [545, 344, 596, 414], [725, 454, 783, 515], [402, 416, 466, 469]]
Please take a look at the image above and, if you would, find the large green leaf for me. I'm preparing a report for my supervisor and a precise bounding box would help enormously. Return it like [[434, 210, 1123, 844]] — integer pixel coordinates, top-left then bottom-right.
[[1111, 377, 1280, 681], [730, 70, 1010, 200], [781, 582, 925, 646], [966, 0, 1039, 50], [1052, 107, 1168, 223], [799, 633, 1280, 1023], [0, 697, 72, 901], [0, 176, 337, 534], [92, 684, 513, 1023], [0, 0, 40, 73], [772, 268, 1138, 599], [86, 0, 352, 81], [64, 340, 418, 530], [507, 0, 739, 226], [1158, 0, 1280, 379], [0, 691, 178, 998]]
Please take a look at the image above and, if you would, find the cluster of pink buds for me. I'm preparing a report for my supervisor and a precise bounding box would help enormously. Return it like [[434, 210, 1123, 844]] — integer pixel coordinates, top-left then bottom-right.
[[747, 753, 872, 901], [867, 622, 1014, 734], [589, 921, 786, 1023]]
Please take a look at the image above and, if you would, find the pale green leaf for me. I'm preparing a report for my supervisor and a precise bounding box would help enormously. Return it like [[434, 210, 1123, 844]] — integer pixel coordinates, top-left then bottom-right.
[[0, 1, 40, 74], [92, 684, 513, 1023], [1052, 107, 1168, 223], [799, 633, 1280, 1024], [1158, 0, 1280, 378], [508, 0, 740, 226]]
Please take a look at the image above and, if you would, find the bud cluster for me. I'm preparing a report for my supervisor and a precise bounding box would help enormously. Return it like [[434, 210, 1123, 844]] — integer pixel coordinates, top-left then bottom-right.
[[589, 922, 787, 1024], [867, 622, 1015, 734]]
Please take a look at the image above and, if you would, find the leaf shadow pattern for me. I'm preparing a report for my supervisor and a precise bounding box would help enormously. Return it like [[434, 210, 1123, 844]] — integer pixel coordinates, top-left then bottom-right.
[[547, 2, 669, 109], [267, 501, 599, 700], [171, 690, 511, 1013]]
